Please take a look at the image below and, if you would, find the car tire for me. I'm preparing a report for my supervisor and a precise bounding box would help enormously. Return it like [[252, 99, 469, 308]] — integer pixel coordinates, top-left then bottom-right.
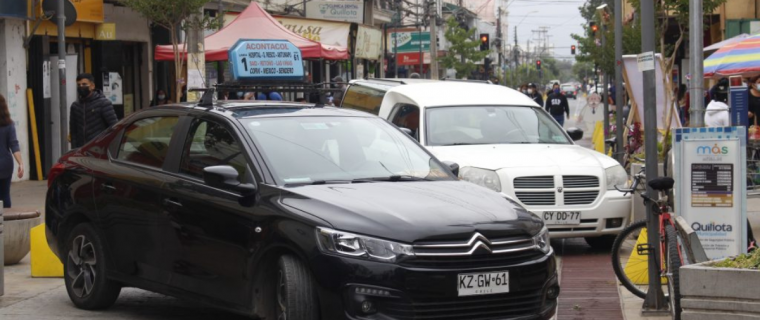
[[64, 223, 121, 310], [584, 235, 616, 251], [275, 254, 319, 320]]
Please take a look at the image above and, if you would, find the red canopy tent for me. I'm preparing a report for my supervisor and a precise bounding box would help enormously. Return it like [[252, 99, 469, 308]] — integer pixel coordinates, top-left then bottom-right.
[[154, 2, 348, 61]]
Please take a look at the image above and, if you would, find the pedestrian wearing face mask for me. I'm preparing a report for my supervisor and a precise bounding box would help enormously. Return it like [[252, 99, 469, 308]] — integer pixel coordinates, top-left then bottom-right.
[[151, 89, 172, 106], [545, 82, 570, 126], [527, 83, 543, 107], [518, 84, 529, 95], [68, 73, 118, 149]]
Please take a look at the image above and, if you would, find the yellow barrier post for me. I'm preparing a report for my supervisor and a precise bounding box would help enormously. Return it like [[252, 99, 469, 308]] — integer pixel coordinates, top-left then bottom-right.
[[30, 224, 64, 277], [26, 89, 43, 180]]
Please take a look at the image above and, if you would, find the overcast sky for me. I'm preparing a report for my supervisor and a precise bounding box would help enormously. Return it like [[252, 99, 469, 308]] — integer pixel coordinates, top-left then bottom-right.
[[506, 0, 587, 61]]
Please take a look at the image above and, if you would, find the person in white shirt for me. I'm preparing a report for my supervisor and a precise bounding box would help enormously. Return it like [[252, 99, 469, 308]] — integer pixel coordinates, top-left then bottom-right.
[[705, 78, 730, 127]]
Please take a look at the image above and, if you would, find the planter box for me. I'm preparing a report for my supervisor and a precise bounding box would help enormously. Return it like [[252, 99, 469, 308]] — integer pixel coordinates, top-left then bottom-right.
[[3, 209, 41, 265], [630, 163, 665, 222], [680, 259, 760, 319]]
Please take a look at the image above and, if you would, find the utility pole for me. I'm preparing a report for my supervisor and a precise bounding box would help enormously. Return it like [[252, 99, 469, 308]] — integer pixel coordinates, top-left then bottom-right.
[[602, 24, 610, 154], [497, 7, 502, 72], [614, 0, 624, 163], [640, 0, 669, 313], [418, 0, 423, 77], [428, 0, 439, 79], [514, 26, 519, 83], [689, 0, 704, 127], [57, 0, 68, 155]]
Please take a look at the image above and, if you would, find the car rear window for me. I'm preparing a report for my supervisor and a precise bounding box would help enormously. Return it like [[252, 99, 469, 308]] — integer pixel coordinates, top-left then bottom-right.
[[561, 86, 574, 91], [117, 116, 179, 168], [340, 85, 385, 115]]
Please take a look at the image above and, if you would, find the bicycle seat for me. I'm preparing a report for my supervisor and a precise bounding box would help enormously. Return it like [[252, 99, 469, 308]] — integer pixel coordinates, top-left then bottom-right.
[[648, 177, 674, 191], [605, 137, 616, 145]]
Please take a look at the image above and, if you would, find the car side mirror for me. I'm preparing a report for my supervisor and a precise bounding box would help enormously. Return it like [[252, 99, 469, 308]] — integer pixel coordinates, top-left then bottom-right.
[[442, 161, 460, 176], [566, 127, 584, 141], [399, 127, 419, 141], [203, 165, 257, 196]]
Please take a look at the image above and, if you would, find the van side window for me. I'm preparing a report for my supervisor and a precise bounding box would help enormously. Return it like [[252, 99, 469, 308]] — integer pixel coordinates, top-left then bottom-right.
[[390, 104, 421, 138], [341, 85, 385, 115]]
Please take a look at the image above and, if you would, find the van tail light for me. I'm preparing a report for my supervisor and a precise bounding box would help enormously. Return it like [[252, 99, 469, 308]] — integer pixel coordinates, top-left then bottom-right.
[[48, 162, 66, 188]]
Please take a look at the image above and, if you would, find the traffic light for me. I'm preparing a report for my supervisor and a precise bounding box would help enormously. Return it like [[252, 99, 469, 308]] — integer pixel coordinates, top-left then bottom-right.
[[536, 60, 541, 70], [590, 22, 598, 37], [480, 33, 489, 51], [571, 45, 576, 55], [484, 57, 492, 75]]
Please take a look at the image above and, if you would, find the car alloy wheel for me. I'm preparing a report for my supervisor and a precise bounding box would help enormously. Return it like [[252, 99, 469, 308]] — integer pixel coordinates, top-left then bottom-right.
[[67, 235, 98, 298]]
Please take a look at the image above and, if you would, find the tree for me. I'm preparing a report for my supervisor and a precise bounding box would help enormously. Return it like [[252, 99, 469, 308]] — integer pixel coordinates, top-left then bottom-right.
[[439, 17, 490, 79], [120, 0, 221, 100]]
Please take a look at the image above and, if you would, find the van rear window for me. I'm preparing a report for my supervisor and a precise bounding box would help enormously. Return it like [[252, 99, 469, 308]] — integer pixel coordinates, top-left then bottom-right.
[[341, 85, 385, 115]]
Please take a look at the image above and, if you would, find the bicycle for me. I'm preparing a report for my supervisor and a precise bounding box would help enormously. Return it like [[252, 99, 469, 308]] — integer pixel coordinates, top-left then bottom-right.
[[610, 167, 686, 319]]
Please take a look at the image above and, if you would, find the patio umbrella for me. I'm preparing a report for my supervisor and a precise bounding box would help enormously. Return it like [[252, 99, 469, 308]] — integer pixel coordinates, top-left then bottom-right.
[[704, 34, 760, 79], [704, 33, 750, 57]]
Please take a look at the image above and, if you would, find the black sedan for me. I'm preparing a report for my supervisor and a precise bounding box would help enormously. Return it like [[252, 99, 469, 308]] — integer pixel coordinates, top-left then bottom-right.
[[45, 100, 558, 320]]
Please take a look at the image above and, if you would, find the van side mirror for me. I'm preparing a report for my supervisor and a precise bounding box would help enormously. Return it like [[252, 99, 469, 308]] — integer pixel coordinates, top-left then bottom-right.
[[203, 165, 257, 196], [566, 127, 584, 141], [442, 161, 460, 176], [399, 127, 414, 137]]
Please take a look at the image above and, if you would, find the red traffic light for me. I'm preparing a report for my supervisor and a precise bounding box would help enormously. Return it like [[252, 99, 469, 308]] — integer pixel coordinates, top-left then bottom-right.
[[481, 35, 488, 42], [536, 60, 541, 65], [591, 25, 598, 32], [571, 45, 576, 50]]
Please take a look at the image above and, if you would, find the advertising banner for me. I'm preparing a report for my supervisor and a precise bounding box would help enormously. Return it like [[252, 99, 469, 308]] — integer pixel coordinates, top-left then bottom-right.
[[228, 39, 304, 81], [305, 0, 363, 24], [387, 31, 430, 53], [276, 16, 350, 48], [397, 52, 431, 66], [674, 127, 747, 260], [355, 25, 383, 60], [102, 72, 123, 105], [729, 76, 749, 128]]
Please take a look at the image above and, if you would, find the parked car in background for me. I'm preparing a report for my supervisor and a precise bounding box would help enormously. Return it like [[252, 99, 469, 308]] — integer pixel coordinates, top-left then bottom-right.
[[341, 79, 632, 250], [46, 99, 559, 320], [561, 84, 577, 99]]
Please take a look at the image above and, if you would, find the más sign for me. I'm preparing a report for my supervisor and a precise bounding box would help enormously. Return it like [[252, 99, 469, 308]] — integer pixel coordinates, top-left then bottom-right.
[[306, 0, 364, 24], [228, 39, 305, 81]]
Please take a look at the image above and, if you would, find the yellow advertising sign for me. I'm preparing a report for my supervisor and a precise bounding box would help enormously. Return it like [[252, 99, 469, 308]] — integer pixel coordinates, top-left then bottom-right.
[[95, 23, 116, 40], [33, 0, 103, 23]]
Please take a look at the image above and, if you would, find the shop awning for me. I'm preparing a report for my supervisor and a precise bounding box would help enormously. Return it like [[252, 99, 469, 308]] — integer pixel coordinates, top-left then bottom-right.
[[154, 2, 348, 61]]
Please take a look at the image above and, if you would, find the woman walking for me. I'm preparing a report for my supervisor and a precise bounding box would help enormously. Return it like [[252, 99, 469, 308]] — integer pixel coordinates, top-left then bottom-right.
[[0, 94, 23, 208]]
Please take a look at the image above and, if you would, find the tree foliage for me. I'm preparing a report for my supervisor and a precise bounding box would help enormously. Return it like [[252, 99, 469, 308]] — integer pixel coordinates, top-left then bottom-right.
[[439, 17, 490, 79], [120, 0, 222, 100]]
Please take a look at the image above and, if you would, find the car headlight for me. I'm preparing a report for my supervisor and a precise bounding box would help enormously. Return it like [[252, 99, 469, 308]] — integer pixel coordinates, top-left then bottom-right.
[[605, 165, 628, 190], [533, 226, 551, 254], [460, 167, 502, 192], [316, 227, 414, 262]]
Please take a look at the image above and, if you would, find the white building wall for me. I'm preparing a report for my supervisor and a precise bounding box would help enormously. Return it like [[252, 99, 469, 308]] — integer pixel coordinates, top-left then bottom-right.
[[0, 19, 29, 182]]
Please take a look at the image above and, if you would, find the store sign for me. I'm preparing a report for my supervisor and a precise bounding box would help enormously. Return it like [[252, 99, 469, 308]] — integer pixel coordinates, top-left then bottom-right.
[[355, 26, 382, 60], [305, 0, 363, 24], [276, 16, 350, 48], [0, 1, 27, 19], [397, 52, 431, 66], [228, 39, 304, 81], [95, 23, 116, 40], [674, 127, 747, 260], [387, 31, 430, 53]]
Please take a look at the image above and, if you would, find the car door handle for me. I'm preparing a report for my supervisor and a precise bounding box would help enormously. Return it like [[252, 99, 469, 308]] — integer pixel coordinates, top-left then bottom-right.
[[163, 198, 183, 208], [101, 183, 116, 191]]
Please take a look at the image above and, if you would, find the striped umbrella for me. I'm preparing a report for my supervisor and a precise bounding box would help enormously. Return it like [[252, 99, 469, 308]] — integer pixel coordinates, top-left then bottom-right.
[[704, 34, 760, 78]]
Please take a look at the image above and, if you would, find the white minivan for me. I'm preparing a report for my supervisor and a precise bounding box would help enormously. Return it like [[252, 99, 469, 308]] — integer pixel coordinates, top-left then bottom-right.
[[339, 79, 632, 249]]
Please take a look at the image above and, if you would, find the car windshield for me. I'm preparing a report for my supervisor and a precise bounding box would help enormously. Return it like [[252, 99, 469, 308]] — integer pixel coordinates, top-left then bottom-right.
[[426, 106, 571, 146], [243, 116, 453, 186], [561, 85, 574, 91]]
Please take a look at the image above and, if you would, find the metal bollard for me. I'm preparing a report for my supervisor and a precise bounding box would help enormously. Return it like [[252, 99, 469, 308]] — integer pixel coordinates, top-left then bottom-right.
[[1, 202, 4, 296]]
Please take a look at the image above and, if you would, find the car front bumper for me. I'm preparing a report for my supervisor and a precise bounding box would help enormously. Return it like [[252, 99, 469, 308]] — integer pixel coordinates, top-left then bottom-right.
[[309, 249, 558, 320]]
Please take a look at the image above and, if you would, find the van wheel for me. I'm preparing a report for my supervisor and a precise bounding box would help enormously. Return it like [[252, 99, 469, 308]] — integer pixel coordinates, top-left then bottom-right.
[[64, 223, 121, 310], [585, 235, 616, 251], [276, 255, 319, 320]]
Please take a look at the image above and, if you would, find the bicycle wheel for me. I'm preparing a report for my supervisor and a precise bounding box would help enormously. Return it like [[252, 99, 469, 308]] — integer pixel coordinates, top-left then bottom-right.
[[665, 224, 682, 320], [611, 220, 649, 298]]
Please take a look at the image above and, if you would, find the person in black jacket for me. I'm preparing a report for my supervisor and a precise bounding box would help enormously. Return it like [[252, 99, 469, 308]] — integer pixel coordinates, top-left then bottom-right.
[[527, 83, 543, 107], [545, 82, 570, 126], [69, 73, 118, 149]]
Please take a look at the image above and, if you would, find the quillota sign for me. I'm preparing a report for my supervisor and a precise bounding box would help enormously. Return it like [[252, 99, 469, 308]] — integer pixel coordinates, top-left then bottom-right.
[[674, 127, 748, 260], [228, 39, 304, 81], [306, 0, 363, 24]]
